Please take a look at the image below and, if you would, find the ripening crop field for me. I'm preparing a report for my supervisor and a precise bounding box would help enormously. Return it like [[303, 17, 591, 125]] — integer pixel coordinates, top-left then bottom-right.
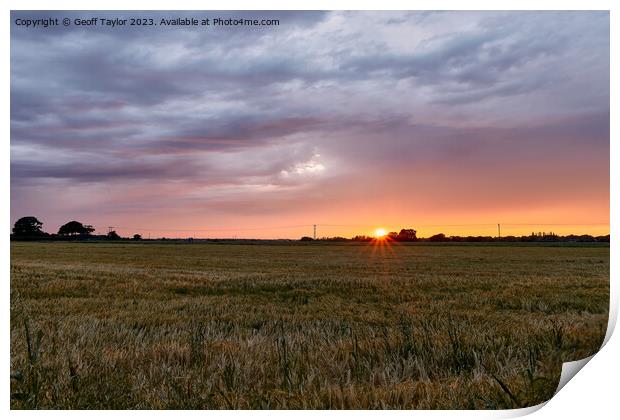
[[10, 241, 609, 409]]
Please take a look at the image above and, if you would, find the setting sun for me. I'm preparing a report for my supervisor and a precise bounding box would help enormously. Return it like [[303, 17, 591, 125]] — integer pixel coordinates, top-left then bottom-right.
[[374, 228, 387, 238]]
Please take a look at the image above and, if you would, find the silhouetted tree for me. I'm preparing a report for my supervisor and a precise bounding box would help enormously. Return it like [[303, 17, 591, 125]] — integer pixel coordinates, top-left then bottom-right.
[[107, 230, 121, 240], [397, 229, 417, 241], [133, 234, 142, 241], [320, 236, 348, 242], [300, 236, 314, 241], [12, 216, 45, 237], [58, 221, 95, 236], [429, 233, 446, 242]]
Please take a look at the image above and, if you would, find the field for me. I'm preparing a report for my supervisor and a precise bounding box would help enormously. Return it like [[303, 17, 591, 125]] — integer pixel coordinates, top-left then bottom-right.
[[10, 241, 609, 409]]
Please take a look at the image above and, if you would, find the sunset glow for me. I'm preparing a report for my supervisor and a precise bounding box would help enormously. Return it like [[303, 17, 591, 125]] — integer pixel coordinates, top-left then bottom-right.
[[374, 228, 387, 238], [10, 11, 609, 239]]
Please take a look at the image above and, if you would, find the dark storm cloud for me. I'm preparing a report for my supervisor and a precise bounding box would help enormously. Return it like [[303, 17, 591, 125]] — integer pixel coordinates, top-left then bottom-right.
[[11, 158, 198, 182], [11, 10, 329, 121], [143, 116, 325, 154], [341, 12, 606, 100]]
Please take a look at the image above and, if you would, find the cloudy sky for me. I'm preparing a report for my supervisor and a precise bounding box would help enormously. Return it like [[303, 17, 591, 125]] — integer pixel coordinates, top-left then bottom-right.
[[11, 11, 609, 238]]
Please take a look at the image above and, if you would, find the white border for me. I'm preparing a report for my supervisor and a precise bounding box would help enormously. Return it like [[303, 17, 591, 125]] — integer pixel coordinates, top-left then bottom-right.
[[3, 1, 617, 419]]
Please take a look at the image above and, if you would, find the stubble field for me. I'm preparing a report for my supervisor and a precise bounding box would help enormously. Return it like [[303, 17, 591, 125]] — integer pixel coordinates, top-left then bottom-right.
[[10, 241, 609, 409]]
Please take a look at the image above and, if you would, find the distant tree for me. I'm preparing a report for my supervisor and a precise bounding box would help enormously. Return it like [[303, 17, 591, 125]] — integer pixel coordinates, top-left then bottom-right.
[[576, 235, 595, 242], [397, 229, 417, 241], [58, 221, 95, 236], [429, 233, 446, 242], [387, 232, 399, 240], [300, 236, 314, 241], [107, 230, 121, 240], [12, 216, 44, 236], [133, 234, 142, 241], [322, 236, 347, 242]]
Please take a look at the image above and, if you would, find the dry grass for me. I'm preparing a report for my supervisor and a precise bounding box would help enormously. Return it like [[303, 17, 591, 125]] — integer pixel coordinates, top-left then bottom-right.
[[10, 241, 608, 409]]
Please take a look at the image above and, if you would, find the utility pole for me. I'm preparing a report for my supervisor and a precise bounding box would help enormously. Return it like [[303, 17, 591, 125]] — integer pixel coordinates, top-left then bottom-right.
[[108, 226, 114, 234], [497, 223, 501, 238], [313, 224, 317, 240]]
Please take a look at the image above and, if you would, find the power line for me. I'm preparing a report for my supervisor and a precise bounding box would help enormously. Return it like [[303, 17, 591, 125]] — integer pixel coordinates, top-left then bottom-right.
[[500, 223, 608, 226]]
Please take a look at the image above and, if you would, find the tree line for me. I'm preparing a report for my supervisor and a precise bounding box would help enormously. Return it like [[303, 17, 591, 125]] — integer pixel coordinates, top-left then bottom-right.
[[11, 216, 609, 243], [11, 216, 142, 241], [304, 229, 610, 243]]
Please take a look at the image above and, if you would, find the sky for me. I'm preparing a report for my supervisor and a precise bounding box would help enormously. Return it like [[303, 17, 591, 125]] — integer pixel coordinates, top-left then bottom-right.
[[10, 11, 609, 238]]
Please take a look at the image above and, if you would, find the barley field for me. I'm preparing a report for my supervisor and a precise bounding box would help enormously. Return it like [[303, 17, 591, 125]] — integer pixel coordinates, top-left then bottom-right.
[[10, 241, 609, 409]]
